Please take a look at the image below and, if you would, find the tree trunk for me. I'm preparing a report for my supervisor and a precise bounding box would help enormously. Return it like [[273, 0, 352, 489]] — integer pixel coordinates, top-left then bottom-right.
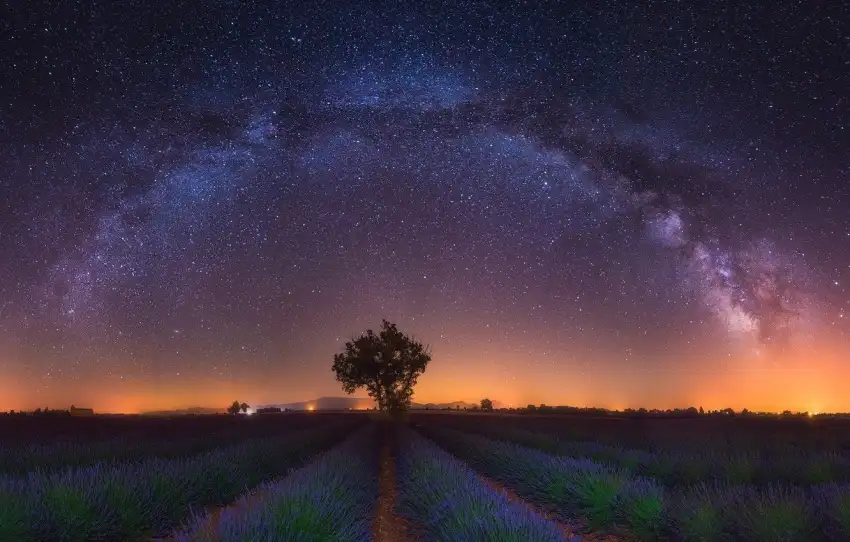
[[375, 381, 385, 411]]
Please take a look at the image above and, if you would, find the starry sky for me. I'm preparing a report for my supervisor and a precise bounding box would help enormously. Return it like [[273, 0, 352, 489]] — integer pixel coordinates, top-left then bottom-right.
[[1, 0, 848, 413]]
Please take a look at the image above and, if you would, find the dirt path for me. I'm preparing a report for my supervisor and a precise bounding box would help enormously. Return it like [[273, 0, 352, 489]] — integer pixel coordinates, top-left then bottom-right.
[[476, 473, 623, 542], [372, 429, 419, 542]]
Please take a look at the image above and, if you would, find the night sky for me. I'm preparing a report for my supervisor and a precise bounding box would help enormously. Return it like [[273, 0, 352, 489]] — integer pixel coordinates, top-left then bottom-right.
[[1, 1, 848, 413]]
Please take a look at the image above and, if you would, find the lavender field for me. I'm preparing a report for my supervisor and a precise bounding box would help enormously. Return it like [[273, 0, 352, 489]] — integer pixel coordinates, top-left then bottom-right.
[[2, 412, 850, 541]]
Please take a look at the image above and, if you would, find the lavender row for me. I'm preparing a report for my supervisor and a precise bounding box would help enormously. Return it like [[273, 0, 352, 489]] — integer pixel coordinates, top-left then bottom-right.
[[0, 421, 360, 541], [174, 423, 380, 541], [419, 425, 850, 541], [0, 424, 319, 476], [396, 426, 570, 541], [421, 420, 850, 487], [422, 414, 850, 455]]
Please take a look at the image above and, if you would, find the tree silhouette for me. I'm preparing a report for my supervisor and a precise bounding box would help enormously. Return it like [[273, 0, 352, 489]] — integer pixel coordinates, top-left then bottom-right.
[[227, 400, 242, 415], [240, 402, 249, 413], [332, 320, 431, 413], [480, 398, 493, 411]]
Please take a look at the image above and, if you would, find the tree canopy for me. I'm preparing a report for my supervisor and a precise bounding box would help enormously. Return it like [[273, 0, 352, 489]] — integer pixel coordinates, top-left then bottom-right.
[[480, 398, 493, 411], [227, 400, 242, 415], [332, 320, 431, 413]]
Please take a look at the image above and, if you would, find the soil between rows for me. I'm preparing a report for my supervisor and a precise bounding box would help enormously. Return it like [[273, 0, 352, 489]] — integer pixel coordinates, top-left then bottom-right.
[[373, 427, 420, 542]]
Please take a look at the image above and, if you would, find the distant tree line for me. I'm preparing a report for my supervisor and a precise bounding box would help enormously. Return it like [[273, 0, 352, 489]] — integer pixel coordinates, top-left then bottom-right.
[[514, 404, 835, 419], [0, 407, 71, 417], [405, 402, 845, 419]]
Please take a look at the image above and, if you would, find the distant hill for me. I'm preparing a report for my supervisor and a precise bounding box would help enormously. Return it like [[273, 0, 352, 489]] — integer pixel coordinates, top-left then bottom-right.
[[260, 396, 375, 411], [141, 406, 226, 416], [411, 400, 482, 410]]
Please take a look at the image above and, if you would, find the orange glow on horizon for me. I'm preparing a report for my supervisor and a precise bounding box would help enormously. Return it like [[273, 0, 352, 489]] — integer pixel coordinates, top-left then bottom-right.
[[2, 334, 848, 415]]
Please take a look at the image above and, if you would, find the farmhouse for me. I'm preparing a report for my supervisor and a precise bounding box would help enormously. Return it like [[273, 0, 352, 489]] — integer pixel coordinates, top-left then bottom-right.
[[70, 405, 94, 416]]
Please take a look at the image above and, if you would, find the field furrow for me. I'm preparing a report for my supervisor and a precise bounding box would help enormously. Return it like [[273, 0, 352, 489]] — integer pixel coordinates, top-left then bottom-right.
[[474, 472, 606, 541], [170, 423, 380, 541], [374, 424, 420, 542], [418, 424, 850, 541], [0, 420, 361, 541], [416, 417, 850, 487], [395, 426, 572, 541]]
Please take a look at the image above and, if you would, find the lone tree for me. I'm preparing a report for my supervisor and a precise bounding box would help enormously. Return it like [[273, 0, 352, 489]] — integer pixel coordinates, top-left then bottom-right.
[[332, 320, 431, 413], [227, 400, 242, 415], [480, 398, 493, 411]]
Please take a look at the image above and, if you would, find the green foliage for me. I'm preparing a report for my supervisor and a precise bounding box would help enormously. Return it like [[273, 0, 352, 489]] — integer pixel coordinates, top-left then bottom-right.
[[332, 320, 431, 413], [645, 455, 679, 484], [618, 451, 643, 473], [732, 487, 816, 542], [832, 493, 850, 540], [543, 472, 572, 508], [96, 481, 147, 539], [0, 492, 28, 540], [679, 501, 723, 542], [802, 456, 835, 485], [193, 461, 237, 502], [618, 483, 667, 540], [675, 485, 726, 542], [675, 456, 712, 485], [270, 498, 339, 539], [571, 470, 622, 530], [147, 470, 189, 528], [43, 485, 95, 541], [724, 455, 756, 484], [742, 501, 811, 541]]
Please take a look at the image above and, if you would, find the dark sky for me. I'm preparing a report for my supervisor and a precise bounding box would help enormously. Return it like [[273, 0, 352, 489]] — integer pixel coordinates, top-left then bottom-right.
[[1, 0, 848, 413]]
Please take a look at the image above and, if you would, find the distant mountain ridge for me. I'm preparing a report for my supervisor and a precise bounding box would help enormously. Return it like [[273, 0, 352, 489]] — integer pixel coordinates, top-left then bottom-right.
[[260, 396, 374, 411], [411, 400, 482, 410], [143, 397, 499, 415], [141, 406, 226, 416]]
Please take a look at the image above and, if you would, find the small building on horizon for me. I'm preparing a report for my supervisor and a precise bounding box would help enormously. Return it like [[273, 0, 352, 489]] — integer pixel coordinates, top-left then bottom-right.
[[70, 405, 94, 416]]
